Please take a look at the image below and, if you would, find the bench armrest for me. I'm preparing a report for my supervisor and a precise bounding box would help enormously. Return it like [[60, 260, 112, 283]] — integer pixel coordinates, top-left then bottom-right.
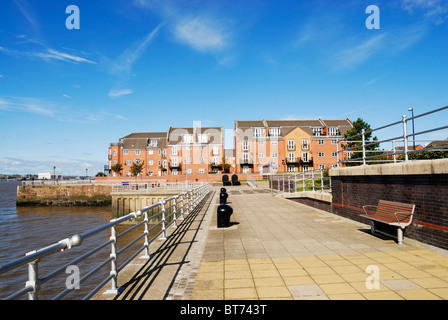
[[362, 205, 377, 215], [393, 212, 414, 227]]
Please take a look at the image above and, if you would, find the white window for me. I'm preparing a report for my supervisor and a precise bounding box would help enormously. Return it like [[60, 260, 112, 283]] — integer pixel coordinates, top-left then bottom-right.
[[332, 139, 337, 145], [126, 160, 131, 166], [148, 160, 153, 166], [213, 156, 219, 164], [288, 152, 295, 162], [199, 156, 204, 163], [319, 152, 325, 158], [213, 146, 219, 155], [328, 127, 339, 136], [318, 139, 324, 145], [258, 152, 264, 159], [172, 169, 178, 175], [303, 165, 309, 172], [302, 140, 309, 150], [113, 150, 117, 156], [242, 140, 248, 151], [149, 139, 158, 147], [183, 134, 194, 144], [135, 150, 140, 155], [272, 152, 278, 158], [243, 167, 249, 173], [148, 170, 153, 176], [148, 150, 153, 155], [163, 149, 166, 157], [243, 153, 249, 162], [186, 156, 192, 163], [158, 160, 161, 166], [123, 150, 129, 155], [198, 134, 208, 143], [288, 165, 295, 172], [171, 146, 178, 155], [319, 164, 325, 170], [312, 127, 322, 136], [302, 152, 309, 162], [258, 140, 264, 146], [288, 140, 295, 150], [199, 168, 205, 174], [269, 127, 281, 137], [171, 158, 178, 166], [163, 160, 167, 168], [253, 127, 264, 138], [186, 168, 192, 174]]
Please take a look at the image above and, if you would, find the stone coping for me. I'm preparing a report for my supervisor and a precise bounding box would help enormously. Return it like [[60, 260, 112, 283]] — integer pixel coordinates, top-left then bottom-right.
[[329, 159, 448, 177], [278, 191, 332, 202]]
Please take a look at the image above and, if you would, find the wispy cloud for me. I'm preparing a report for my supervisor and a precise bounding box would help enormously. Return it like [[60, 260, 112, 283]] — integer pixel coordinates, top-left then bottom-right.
[[401, 0, 448, 24], [0, 96, 60, 117], [108, 89, 134, 98], [0, 45, 96, 65], [13, 0, 40, 31]]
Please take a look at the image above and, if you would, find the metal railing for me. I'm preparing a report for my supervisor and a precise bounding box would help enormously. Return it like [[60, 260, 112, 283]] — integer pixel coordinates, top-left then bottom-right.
[[112, 181, 205, 193], [337, 106, 448, 165], [0, 184, 211, 300], [22, 179, 95, 186], [269, 168, 331, 194]]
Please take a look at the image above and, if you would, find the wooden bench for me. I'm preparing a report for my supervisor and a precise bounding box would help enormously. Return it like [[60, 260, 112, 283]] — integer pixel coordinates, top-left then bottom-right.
[[360, 200, 415, 245]]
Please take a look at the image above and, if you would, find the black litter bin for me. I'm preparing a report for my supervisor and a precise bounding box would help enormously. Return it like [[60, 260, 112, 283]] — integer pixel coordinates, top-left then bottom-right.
[[219, 191, 228, 204], [217, 204, 233, 228]]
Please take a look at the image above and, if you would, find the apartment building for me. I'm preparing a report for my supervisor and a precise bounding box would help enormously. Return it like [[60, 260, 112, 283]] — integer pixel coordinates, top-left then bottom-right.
[[107, 126, 224, 178], [234, 118, 353, 173]]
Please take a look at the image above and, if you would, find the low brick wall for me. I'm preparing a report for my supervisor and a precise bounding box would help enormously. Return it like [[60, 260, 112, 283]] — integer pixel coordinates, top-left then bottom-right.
[[329, 159, 448, 250], [17, 184, 113, 206]]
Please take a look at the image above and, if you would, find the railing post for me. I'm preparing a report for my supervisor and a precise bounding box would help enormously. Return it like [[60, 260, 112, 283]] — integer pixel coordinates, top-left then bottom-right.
[[312, 169, 315, 192], [303, 171, 305, 191], [336, 142, 340, 167], [106, 224, 118, 294], [186, 192, 190, 216], [172, 196, 177, 228], [362, 129, 366, 165], [402, 115, 409, 161], [393, 139, 397, 163], [180, 193, 185, 220], [320, 169, 324, 192], [141, 210, 150, 259], [160, 200, 167, 240], [26, 251, 39, 300]]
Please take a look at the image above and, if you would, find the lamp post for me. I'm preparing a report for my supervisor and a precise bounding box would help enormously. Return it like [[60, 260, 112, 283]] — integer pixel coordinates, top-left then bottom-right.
[[86, 168, 88, 179], [53, 166, 56, 185], [408, 108, 415, 150]]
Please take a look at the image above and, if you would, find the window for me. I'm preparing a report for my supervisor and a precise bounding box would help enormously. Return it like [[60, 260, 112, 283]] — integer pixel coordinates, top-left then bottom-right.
[[113, 150, 117, 156], [113, 160, 117, 165], [269, 127, 281, 137], [303, 165, 309, 172], [288, 140, 295, 150], [213, 156, 219, 164], [319, 164, 325, 170], [213, 146, 219, 155], [332, 151, 337, 157], [272, 152, 278, 158], [243, 153, 249, 162], [135, 150, 140, 155], [186, 168, 192, 174], [302, 139, 309, 150], [258, 152, 264, 159], [288, 152, 295, 162], [319, 152, 325, 158], [198, 134, 208, 143], [148, 160, 153, 166], [332, 139, 337, 145], [158, 160, 161, 166], [302, 152, 309, 162], [183, 134, 194, 144], [199, 156, 204, 163], [243, 167, 249, 174], [312, 127, 322, 136], [172, 169, 178, 175], [163, 160, 167, 168], [288, 165, 295, 172], [149, 139, 158, 147], [328, 127, 340, 136], [126, 160, 131, 166], [242, 140, 248, 151], [148, 150, 153, 155], [318, 139, 324, 145], [258, 140, 264, 146], [171, 158, 178, 166], [163, 149, 166, 157], [253, 127, 264, 138], [271, 140, 278, 146], [171, 146, 178, 155], [148, 170, 153, 176], [186, 156, 191, 163], [123, 150, 128, 155], [199, 168, 205, 174]]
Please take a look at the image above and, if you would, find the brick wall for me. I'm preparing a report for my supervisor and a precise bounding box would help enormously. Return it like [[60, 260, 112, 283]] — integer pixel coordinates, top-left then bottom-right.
[[330, 160, 448, 250]]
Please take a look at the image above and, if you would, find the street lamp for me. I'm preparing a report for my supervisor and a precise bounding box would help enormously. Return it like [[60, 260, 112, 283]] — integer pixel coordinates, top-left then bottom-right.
[[86, 168, 88, 179], [408, 108, 415, 150], [53, 166, 56, 184]]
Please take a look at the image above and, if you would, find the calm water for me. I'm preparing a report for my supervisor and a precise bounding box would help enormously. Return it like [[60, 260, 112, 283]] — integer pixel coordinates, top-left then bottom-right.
[[0, 181, 145, 300]]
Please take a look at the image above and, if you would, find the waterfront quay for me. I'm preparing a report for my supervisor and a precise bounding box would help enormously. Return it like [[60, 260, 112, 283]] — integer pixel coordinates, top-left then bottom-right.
[[93, 185, 448, 300]]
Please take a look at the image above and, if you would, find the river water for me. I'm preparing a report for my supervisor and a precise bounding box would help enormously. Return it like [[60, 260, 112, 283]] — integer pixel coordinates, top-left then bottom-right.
[[0, 181, 145, 300]]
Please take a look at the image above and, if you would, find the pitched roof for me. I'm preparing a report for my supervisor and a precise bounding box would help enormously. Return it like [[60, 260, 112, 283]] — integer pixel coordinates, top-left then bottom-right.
[[121, 132, 167, 150]]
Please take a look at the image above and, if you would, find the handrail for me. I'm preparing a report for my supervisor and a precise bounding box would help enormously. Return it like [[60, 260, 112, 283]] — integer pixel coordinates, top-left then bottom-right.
[[0, 183, 211, 300], [269, 168, 332, 194], [337, 106, 448, 165]]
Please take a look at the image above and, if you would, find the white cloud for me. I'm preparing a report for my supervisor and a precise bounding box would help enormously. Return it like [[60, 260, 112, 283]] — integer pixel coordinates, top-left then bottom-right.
[[0, 46, 96, 65], [0, 96, 59, 117], [173, 15, 230, 52], [108, 89, 133, 98]]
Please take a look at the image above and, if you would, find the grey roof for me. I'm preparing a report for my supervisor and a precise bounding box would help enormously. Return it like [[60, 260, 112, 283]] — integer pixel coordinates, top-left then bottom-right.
[[121, 132, 167, 150], [168, 127, 223, 145]]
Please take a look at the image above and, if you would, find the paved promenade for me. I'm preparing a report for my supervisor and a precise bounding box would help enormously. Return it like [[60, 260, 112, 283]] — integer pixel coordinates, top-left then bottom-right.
[[97, 185, 448, 300]]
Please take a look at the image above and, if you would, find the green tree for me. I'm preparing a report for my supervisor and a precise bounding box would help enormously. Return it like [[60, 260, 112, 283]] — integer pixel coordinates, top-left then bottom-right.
[[111, 163, 123, 176], [398, 143, 448, 160], [130, 160, 145, 178], [342, 118, 380, 166]]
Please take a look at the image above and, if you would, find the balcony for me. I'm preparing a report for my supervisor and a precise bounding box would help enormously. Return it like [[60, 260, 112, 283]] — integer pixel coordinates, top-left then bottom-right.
[[287, 145, 296, 151], [301, 158, 314, 166], [240, 158, 254, 165], [286, 157, 300, 165], [169, 161, 182, 169]]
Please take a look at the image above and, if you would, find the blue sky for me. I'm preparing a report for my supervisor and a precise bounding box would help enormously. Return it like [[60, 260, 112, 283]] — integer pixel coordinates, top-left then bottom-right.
[[0, 0, 447, 176]]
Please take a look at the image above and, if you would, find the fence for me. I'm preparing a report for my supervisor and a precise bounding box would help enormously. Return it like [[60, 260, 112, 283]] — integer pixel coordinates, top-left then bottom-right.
[[0, 184, 211, 300], [112, 181, 205, 193], [337, 106, 448, 166], [269, 168, 331, 194], [22, 179, 95, 186]]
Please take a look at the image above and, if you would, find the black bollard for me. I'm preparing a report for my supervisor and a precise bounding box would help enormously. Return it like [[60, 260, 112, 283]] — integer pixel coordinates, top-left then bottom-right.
[[219, 191, 228, 204], [217, 204, 233, 228]]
